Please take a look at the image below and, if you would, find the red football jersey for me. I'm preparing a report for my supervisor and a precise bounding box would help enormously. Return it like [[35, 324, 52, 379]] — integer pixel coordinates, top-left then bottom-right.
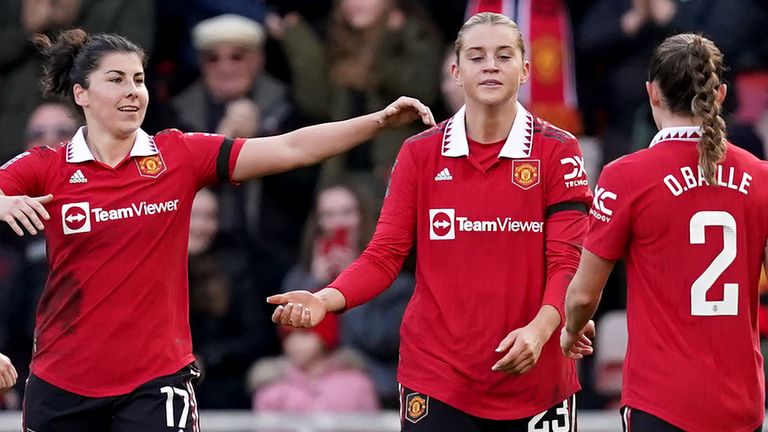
[[0, 127, 244, 397], [585, 126, 768, 432], [332, 104, 592, 419]]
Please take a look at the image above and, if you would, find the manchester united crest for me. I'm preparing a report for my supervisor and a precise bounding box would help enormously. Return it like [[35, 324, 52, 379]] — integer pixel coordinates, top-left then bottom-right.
[[135, 155, 166, 178], [512, 159, 540, 190], [405, 392, 428, 424]]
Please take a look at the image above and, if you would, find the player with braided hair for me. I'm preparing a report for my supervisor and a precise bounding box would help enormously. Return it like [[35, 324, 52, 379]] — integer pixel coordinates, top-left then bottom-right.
[[561, 33, 768, 432]]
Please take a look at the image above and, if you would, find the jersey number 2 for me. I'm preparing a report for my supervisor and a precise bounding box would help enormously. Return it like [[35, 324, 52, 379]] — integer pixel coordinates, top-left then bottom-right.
[[689, 211, 738, 316]]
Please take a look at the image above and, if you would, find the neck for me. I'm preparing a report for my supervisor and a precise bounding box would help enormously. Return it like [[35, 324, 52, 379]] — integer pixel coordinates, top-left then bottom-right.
[[84, 124, 137, 167], [464, 99, 517, 143], [656, 110, 703, 130]]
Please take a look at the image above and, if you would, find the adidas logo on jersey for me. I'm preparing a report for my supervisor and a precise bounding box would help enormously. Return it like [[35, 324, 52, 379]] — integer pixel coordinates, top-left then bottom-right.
[[434, 168, 453, 181], [69, 169, 88, 184]]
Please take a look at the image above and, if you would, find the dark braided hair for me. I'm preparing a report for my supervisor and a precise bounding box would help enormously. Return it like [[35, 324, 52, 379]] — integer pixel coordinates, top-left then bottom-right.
[[32, 29, 146, 116], [649, 33, 727, 186]]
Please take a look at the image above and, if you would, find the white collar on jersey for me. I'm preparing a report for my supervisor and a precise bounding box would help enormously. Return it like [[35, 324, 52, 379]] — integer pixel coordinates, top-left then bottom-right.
[[649, 126, 702, 148], [66, 126, 159, 163], [441, 102, 534, 159]]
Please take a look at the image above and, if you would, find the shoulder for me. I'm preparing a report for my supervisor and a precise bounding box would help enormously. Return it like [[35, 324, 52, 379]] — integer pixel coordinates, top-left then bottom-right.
[[152, 128, 186, 145], [533, 116, 577, 145], [402, 120, 447, 150]]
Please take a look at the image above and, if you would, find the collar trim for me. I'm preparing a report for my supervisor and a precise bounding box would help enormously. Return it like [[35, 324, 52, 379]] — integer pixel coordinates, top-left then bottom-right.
[[441, 102, 534, 159], [66, 127, 158, 163], [649, 126, 702, 148]]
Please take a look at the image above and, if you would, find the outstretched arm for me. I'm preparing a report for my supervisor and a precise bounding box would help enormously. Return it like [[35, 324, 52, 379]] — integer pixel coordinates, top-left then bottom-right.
[[232, 96, 434, 181], [560, 249, 615, 359]]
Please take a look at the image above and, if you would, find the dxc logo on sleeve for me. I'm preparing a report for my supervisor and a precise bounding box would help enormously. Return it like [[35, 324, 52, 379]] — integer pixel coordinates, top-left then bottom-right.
[[590, 186, 617, 223], [560, 156, 588, 188]]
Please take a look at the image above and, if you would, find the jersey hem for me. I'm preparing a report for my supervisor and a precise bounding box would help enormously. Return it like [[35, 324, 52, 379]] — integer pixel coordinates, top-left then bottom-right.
[[31, 354, 196, 397], [399, 378, 580, 420], [624, 398, 764, 432]]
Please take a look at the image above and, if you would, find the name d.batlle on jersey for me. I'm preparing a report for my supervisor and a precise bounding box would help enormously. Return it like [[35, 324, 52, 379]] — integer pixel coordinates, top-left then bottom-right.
[[663, 165, 752, 197]]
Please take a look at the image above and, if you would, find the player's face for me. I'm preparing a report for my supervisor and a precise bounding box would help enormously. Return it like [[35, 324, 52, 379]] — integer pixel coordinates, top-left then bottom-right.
[[75, 52, 148, 138], [316, 187, 361, 236], [200, 42, 264, 102], [452, 24, 529, 108]]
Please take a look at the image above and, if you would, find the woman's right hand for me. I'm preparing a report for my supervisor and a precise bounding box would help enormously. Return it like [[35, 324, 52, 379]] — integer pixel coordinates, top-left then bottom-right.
[[267, 291, 327, 328], [0, 353, 17, 396], [0, 194, 52, 236]]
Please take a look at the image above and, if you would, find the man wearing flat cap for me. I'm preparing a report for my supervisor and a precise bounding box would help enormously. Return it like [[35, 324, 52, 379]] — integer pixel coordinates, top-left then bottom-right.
[[170, 18, 316, 404]]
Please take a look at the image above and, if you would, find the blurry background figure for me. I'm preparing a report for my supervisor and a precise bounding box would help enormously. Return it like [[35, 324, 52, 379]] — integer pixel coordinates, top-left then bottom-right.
[[438, 46, 465, 117], [171, 13, 290, 137], [728, 71, 768, 159], [248, 314, 379, 412], [23, 99, 80, 150], [0, 0, 154, 162], [187, 189, 280, 409], [167, 13, 316, 285], [0, 100, 81, 409], [575, 0, 768, 167], [282, 181, 413, 408], [266, 0, 442, 191]]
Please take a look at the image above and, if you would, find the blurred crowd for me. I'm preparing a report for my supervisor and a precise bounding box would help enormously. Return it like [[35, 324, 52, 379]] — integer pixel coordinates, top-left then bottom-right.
[[0, 0, 767, 412]]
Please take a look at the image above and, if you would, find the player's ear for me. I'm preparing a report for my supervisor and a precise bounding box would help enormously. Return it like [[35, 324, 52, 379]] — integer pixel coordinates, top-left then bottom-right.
[[73, 84, 88, 108], [646, 81, 662, 108]]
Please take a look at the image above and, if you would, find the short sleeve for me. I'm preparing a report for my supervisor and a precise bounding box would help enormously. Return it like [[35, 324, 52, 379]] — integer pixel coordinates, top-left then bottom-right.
[[583, 163, 633, 261], [0, 148, 48, 196], [544, 135, 593, 210], [168, 130, 245, 189]]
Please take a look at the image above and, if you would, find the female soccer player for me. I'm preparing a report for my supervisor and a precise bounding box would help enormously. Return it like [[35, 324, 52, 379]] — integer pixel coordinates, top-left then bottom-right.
[[561, 33, 768, 432], [0, 29, 433, 431], [270, 12, 593, 431]]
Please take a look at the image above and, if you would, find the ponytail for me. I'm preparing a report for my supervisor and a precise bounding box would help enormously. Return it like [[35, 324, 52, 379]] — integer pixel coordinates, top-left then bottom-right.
[[649, 33, 727, 186]]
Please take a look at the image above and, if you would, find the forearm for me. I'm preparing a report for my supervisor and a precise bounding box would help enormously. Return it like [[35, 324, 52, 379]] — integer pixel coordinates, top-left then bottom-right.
[[564, 250, 615, 333], [543, 210, 589, 322], [233, 113, 383, 180], [330, 222, 411, 309], [286, 113, 385, 166]]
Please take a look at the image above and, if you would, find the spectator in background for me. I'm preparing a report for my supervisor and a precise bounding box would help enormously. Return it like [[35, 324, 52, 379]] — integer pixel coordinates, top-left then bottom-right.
[[169, 13, 316, 277], [282, 181, 413, 408], [266, 0, 442, 190], [23, 100, 81, 150], [249, 313, 379, 412], [0, 0, 154, 162], [0, 100, 82, 407], [187, 188, 279, 409], [575, 0, 768, 166]]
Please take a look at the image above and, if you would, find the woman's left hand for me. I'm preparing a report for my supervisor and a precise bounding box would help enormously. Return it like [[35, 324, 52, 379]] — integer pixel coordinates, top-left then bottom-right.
[[375, 96, 435, 129]]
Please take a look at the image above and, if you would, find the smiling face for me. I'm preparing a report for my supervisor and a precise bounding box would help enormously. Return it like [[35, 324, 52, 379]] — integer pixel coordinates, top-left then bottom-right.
[[452, 23, 529, 108], [73, 51, 148, 138]]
